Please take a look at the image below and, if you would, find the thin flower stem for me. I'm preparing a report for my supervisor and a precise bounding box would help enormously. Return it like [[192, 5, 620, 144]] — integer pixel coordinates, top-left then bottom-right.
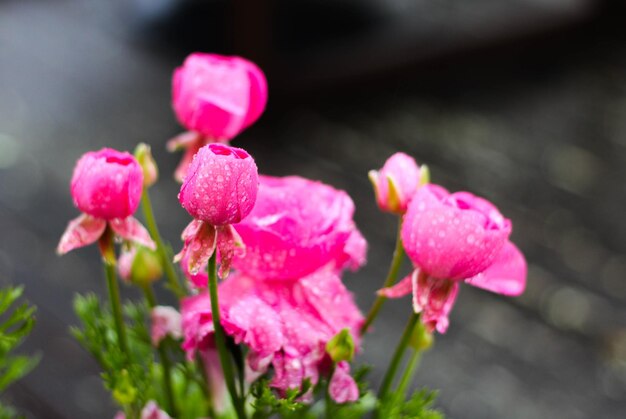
[[207, 253, 246, 419], [104, 262, 130, 359], [395, 348, 422, 397], [141, 285, 177, 418], [378, 312, 419, 402], [361, 217, 405, 335], [141, 191, 186, 298]]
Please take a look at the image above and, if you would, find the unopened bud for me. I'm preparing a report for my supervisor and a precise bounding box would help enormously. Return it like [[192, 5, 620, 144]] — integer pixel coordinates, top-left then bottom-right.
[[134, 143, 158, 187], [118, 245, 163, 285], [326, 328, 355, 363], [409, 320, 434, 351]]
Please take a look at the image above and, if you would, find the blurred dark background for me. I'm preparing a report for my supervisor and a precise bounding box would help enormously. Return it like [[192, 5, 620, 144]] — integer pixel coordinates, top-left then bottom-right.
[[1, 0, 626, 417]]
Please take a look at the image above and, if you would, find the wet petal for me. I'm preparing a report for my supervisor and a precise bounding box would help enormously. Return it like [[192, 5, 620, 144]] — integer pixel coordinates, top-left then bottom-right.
[[377, 272, 414, 298], [465, 241, 527, 296], [109, 217, 156, 250], [57, 214, 106, 254], [175, 221, 217, 275], [216, 225, 245, 278], [329, 361, 359, 403]]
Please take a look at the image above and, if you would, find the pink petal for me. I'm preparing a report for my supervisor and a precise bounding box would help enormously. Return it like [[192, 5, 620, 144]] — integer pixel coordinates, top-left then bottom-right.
[[175, 220, 216, 275], [465, 241, 527, 296], [412, 272, 459, 334], [377, 272, 414, 298], [109, 217, 156, 250], [329, 361, 359, 403], [216, 225, 245, 278], [57, 214, 106, 254], [222, 295, 284, 357]]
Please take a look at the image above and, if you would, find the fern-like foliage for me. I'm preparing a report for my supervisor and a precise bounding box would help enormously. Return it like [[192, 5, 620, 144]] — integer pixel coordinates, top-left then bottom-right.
[[0, 286, 39, 417], [378, 388, 444, 419]]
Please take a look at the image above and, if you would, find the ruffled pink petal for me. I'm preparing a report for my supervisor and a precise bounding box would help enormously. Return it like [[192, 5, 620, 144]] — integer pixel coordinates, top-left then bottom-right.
[[222, 295, 284, 357], [151, 306, 182, 346], [271, 351, 321, 399], [174, 220, 217, 275], [109, 217, 156, 250], [377, 272, 414, 298], [181, 293, 216, 357], [412, 271, 459, 334], [465, 241, 527, 296], [57, 214, 106, 254], [216, 225, 245, 278], [232, 175, 360, 280], [329, 361, 359, 403], [336, 227, 368, 272], [300, 268, 364, 344]]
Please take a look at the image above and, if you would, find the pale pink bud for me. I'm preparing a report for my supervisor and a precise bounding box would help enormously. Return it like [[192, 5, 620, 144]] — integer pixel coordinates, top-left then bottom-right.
[[151, 306, 182, 346], [70, 148, 143, 220], [172, 53, 268, 139], [329, 362, 359, 404], [140, 400, 172, 419], [178, 143, 258, 226], [369, 152, 423, 214]]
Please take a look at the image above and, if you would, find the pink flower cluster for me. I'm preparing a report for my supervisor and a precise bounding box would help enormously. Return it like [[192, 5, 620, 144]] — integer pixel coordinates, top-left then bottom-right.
[[180, 175, 365, 402]]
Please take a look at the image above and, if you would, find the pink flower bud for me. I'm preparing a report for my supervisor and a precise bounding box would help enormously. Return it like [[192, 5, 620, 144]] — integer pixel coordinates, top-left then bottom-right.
[[70, 148, 143, 220], [401, 185, 511, 280], [178, 143, 258, 226], [172, 53, 268, 140], [151, 306, 182, 346], [369, 152, 423, 214]]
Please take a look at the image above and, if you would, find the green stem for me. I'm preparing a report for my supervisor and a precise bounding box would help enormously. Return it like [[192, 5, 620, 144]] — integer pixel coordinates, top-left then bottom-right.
[[207, 253, 246, 419], [361, 218, 405, 335], [395, 348, 422, 397], [378, 312, 419, 401], [141, 191, 185, 298], [141, 285, 177, 418], [104, 262, 130, 360]]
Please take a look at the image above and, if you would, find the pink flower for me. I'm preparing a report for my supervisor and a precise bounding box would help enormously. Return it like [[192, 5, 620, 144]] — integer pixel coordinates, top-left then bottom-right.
[[151, 306, 182, 346], [71, 148, 143, 220], [181, 267, 363, 401], [57, 149, 155, 255], [380, 185, 526, 333], [169, 53, 268, 181], [172, 53, 267, 140], [369, 152, 423, 214], [179, 144, 258, 225], [231, 175, 366, 281], [176, 144, 258, 278]]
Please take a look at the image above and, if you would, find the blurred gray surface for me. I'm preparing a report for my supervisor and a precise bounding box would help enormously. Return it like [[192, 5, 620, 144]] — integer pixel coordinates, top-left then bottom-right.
[[1, 0, 625, 418]]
